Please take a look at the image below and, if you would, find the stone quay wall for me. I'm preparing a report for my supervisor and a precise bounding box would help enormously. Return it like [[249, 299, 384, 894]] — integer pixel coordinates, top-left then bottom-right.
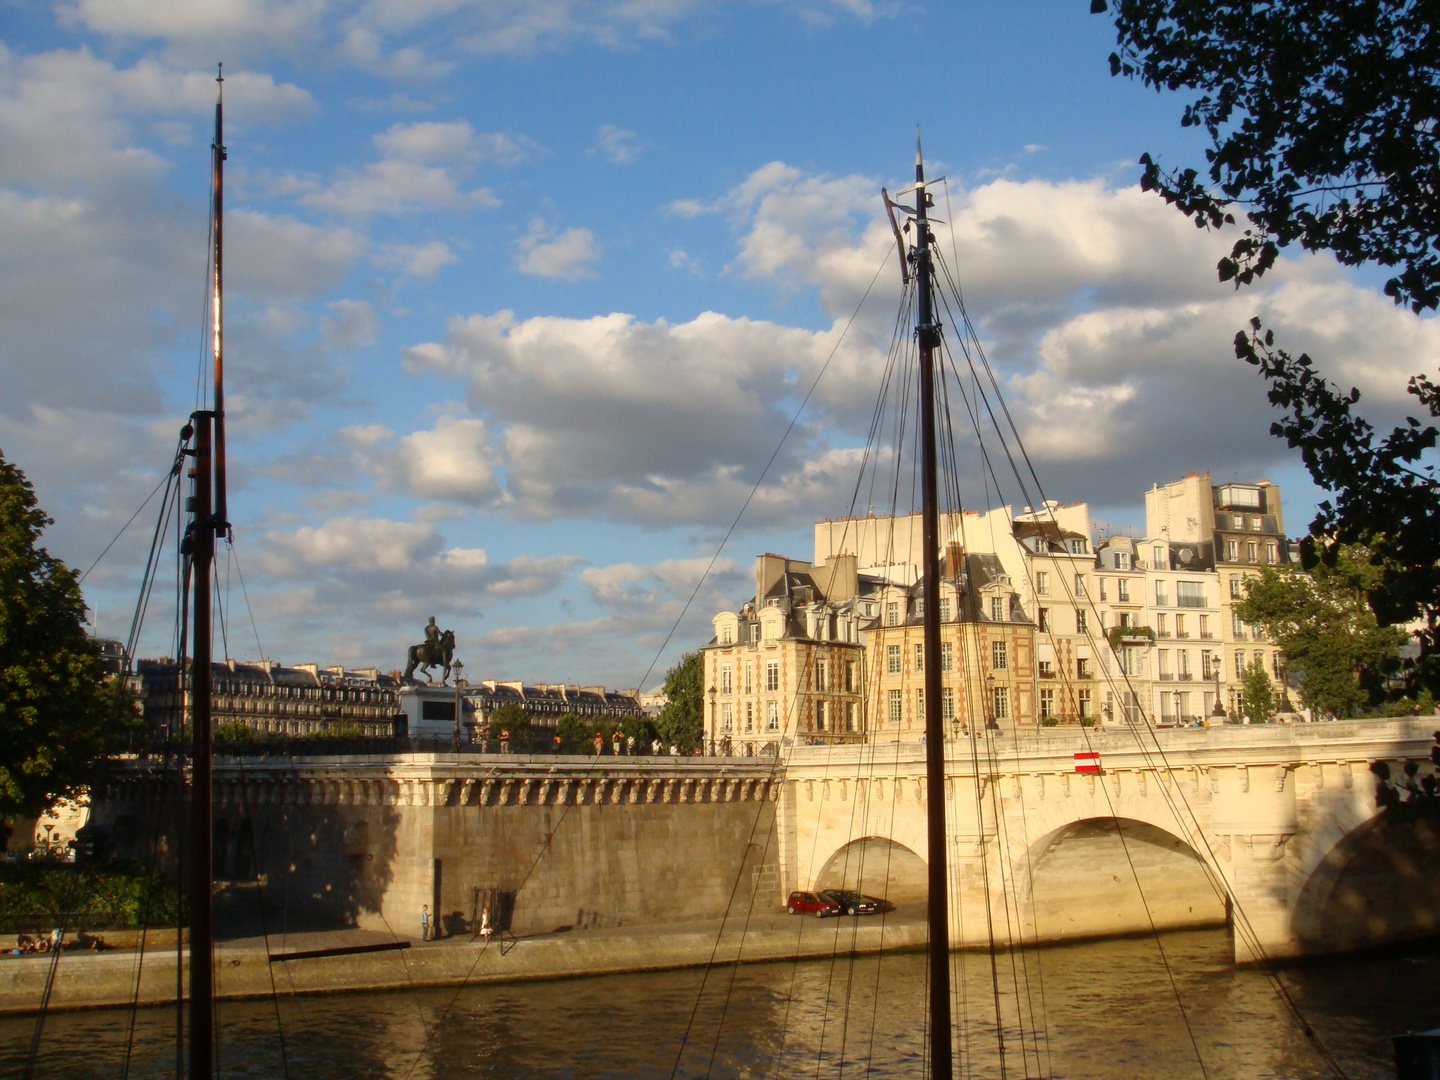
[[92, 755, 784, 940]]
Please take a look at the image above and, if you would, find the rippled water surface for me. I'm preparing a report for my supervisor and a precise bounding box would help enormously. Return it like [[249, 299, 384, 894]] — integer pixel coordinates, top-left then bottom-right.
[[4, 929, 1437, 1078]]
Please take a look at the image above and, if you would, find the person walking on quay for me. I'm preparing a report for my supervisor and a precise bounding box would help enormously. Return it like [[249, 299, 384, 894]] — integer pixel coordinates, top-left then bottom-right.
[[420, 904, 431, 942]]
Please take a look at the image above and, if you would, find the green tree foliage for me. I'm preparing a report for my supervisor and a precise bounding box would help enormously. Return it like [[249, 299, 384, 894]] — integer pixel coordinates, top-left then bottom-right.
[[655, 651, 703, 750], [1097, 0, 1440, 308], [489, 702, 529, 745], [0, 451, 139, 819], [1236, 547, 1408, 718], [1098, 0, 1440, 692], [555, 713, 591, 753], [1239, 656, 1279, 725]]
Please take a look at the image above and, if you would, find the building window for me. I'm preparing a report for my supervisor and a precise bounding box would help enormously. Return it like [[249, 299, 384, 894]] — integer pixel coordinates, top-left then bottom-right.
[[814, 700, 826, 731], [912, 643, 923, 672], [1117, 579, 1130, 602], [1119, 612, 1132, 629], [1247, 541, 1258, 562], [1118, 552, 1132, 570], [1153, 546, 1165, 568], [916, 687, 925, 718], [721, 704, 733, 731], [1119, 648, 1139, 676], [1078, 689, 1092, 718], [1199, 615, 1211, 638], [750, 623, 759, 644], [1229, 575, 1242, 599], [844, 661, 855, 692], [1077, 657, 1091, 679], [1039, 688, 1054, 718], [1158, 650, 1170, 678], [1074, 574, 1086, 598], [721, 625, 733, 645], [990, 596, 1004, 621], [1155, 580, 1168, 606], [886, 602, 900, 626], [1266, 542, 1278, 564], [940, 642, 954, 672], [1036, 571, 1049, 595], [814, 664, 827, 692], [942, 687, 955, 721], [992, 640, 1008, 669], [744, 703, 754, 732], [1038, 660, 1054, 678], [766, 701, 779, 731], [992, 687, 1009, 720], [744, 663, 753, 694], [914, 598, 924, 619], [1227, 539, 1239, 562], [886, 644, 901, 675], [1178, 649, 1191, 677], [1076, 609, 1087, 634], [888, 689, 902, 725], [720, 665, 733, 695], [1272, 651, 1283, 678], [1232, 613, 1245, 639], [1234, 651, 1245, 679], [1098, 578, 1108, 602], [1177, 581, 1205, 608], [766, 662, 779, 692], [939, 597, 951, 621], [845, 701, 856, 732], [1038, 607, 1049, 632], [1201, 650, 1215, 680], [1175, 614, 1187, 638]]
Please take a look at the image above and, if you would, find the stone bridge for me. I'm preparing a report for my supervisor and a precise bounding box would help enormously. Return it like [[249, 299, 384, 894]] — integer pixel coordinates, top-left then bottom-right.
[[781, 718, 1440, 961]]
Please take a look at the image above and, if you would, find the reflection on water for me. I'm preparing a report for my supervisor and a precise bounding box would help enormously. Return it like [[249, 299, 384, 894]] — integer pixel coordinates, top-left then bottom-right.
[[4, 929, 1436, 1079]]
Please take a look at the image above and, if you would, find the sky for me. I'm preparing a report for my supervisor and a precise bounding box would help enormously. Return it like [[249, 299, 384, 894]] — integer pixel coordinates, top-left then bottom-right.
[[3, 0, 1436, 692]]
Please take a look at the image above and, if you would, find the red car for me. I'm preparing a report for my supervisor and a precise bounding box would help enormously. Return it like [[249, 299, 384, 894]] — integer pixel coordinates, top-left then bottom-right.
[[786, 890, 842, 917]]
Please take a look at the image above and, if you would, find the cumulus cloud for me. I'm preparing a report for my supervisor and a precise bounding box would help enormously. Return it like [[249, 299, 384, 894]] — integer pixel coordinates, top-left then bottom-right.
[[378, 239, 460, 277], [515, 218, 600, 280]]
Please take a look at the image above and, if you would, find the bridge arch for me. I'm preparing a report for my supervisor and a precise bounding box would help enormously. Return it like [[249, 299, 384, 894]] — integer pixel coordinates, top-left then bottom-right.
[[1291, 807, 1440, 953], [1005, 815, 1228, 943], [814, 836, 928, 901]]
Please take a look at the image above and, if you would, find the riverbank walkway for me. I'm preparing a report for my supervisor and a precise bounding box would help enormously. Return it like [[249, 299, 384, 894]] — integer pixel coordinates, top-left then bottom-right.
[[0, 906, 928, 1015]]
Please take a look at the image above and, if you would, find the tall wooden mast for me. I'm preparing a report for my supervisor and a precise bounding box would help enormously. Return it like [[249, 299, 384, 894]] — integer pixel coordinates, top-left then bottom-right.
[[186, 63, 226, 1080], [914, 132, 953, 1080]]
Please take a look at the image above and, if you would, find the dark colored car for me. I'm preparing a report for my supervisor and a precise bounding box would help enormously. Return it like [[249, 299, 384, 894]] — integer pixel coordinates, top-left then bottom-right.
[[786, 890, 842, 917], [820, 889, 883, 916]]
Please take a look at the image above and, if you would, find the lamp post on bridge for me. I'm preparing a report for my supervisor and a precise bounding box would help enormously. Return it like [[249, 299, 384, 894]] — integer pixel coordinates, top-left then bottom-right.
[[451, 659, 465, 752], [708, 684, 716, 757]]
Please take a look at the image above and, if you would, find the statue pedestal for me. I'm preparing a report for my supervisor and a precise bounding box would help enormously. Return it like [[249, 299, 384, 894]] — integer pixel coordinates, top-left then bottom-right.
[[398, 685, 472, 741]]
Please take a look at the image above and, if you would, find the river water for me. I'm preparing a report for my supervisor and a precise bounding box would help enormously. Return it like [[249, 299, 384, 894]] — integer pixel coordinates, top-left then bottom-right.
[[5, 929, 1436, 1079]]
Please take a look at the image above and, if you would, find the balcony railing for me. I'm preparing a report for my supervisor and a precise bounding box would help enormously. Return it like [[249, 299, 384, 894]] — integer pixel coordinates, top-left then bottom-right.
[[1177, 597, 1206, 608], [1158, 673, 1174, 681], [1199, 632, 1214, 639], [1177, 673, 1194, 681]]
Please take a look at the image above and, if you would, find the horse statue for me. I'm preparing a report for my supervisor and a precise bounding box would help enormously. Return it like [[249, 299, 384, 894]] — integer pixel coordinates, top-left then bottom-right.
[[403, 627, 455, 684]]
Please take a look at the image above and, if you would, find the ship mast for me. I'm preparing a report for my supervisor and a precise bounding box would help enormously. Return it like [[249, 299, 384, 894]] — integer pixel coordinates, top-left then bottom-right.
[[185, 63, 226, 1080], [914, 133, 953, 1080]]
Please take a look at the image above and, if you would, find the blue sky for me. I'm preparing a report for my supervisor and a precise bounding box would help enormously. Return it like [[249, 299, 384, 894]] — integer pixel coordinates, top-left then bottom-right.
[[3, 1, 1434, 690]]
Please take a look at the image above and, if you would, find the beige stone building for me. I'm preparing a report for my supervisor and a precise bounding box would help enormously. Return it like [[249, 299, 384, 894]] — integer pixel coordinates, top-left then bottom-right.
[[861, 549, 1036, 738], [703, 553, 870, 755], [1145, 473, 1292, 719]]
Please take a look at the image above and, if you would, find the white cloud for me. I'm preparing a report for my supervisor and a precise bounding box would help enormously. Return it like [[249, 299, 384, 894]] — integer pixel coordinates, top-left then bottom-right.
[[594, 123, 641, 164], [379, 239, 460, 277], [515, 218, 600, 280], [372, 120, 541, 165], [392, 416, 503, 505]]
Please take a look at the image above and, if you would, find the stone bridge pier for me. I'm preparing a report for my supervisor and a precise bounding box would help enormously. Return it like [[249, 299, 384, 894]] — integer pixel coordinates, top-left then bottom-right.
[[784, 719, 1440, 963]]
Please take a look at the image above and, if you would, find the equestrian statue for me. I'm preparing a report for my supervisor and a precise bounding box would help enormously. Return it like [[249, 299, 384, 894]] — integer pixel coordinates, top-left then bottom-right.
[[403, 616, 455, 684]]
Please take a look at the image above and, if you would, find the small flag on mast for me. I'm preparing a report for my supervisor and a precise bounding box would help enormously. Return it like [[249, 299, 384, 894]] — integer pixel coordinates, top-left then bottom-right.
[[1074, 751, 1101, 774]]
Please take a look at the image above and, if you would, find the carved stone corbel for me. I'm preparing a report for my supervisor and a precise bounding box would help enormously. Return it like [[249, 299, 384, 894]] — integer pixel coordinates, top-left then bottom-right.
[[1238, 765, 1250, 793]]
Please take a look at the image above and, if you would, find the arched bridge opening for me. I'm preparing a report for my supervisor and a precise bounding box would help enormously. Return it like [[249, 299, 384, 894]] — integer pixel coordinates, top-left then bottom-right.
[[815, 836, 928, 903], [1293, 810, 1440, 954], [1018, 817, 1228, 944]]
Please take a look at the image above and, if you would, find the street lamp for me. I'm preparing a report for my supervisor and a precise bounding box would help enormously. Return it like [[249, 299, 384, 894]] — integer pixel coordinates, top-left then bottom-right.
[[1211, 664, 1228, 723], [985, 672, 999, 731], [708, 684, 717, 757], [451, 658, 465, 752]]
